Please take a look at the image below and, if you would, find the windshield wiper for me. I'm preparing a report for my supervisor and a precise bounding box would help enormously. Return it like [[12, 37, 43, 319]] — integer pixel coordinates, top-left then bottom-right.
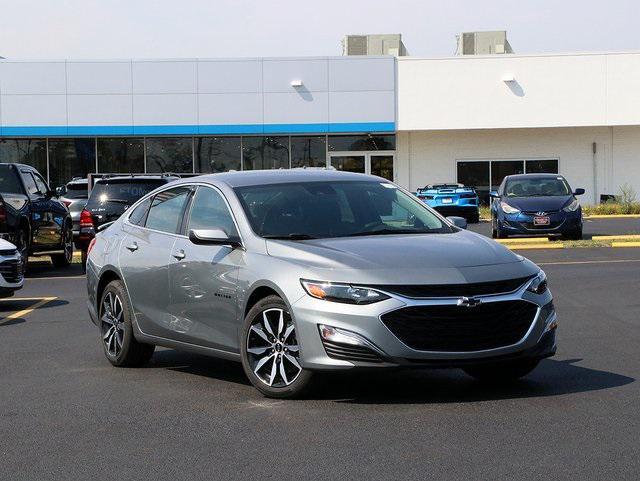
[[263, 233, 319, 240], [348, 228, 434, 237]]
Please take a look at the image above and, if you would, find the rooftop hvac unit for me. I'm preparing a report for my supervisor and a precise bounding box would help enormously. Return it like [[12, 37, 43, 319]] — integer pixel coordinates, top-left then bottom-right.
[[457, 31, 513, 55], [342, 34, 407, 56], [344, 36, 368, 55]]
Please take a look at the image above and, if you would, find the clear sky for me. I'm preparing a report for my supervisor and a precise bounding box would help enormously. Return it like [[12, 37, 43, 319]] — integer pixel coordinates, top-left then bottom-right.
[[1, 0, 639, 59]]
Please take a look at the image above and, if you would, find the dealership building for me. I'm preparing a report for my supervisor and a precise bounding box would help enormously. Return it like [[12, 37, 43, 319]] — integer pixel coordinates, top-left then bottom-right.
[[1, 43, 640, 203]]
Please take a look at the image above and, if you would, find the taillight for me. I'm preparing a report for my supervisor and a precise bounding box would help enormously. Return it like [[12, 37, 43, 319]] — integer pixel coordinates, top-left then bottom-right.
[[80, 209, 94, 228], [87, 238, 97, 255]]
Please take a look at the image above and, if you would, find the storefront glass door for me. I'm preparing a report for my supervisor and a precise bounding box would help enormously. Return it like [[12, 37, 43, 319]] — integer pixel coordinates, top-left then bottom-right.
[[329, 153, 395, 181]]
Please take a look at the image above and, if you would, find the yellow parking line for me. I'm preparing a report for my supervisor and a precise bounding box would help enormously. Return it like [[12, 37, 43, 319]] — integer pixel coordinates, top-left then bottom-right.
[[594, 234, 640, 240], [506, 244, 564, 250], [496, 238, 551, 244], [612, 242, 640, 248], [1, 296, 57, 320]]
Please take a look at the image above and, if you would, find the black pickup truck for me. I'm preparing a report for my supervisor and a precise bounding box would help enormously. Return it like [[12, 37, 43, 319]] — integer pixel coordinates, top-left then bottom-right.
[[0, 163, 73, 267]]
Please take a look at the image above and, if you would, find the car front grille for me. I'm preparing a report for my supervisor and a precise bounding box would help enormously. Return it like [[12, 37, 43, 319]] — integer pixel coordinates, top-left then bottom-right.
[[0, 258, 24, 283], [372, 276, 533, 299], [381, 300, 538, 352], [321, 339, 385, 363]]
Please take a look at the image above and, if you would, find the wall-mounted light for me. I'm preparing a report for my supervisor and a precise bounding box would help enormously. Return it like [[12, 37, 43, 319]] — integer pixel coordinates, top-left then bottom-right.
[[290, 79, 303, 87], [502, 75, 516, 83]]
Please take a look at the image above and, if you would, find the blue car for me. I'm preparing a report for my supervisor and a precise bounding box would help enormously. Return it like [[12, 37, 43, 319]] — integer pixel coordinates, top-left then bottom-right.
[[415, 183, 480, 223], [491, 173, 585, 239]]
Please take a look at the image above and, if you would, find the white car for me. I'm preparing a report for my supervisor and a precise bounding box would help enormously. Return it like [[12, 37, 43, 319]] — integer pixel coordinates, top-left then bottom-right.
[[0, 239, 24, 298]]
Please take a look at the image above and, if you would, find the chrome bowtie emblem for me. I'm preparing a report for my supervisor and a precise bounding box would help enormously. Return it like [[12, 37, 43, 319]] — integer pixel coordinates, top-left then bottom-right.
[[457, 296, 482, 308]]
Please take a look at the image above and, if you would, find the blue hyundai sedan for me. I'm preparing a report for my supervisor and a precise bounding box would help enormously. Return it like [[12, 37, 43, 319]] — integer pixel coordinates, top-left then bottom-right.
[[490, 174, 585, 239]]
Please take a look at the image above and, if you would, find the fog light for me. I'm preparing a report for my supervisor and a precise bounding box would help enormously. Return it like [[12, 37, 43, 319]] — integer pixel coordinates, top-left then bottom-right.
[[319, 325, 371, 347]]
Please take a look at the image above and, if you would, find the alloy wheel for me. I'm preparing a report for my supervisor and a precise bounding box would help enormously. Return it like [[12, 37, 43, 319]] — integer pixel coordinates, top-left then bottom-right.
[[63, 226, 73, 263], [246, 308, 301, 388], [101, 291, 124, 357]]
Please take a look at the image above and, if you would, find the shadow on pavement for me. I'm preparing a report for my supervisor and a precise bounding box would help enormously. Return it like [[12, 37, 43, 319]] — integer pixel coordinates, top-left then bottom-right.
[[26, 263, 85, 279], [144, 351, 634, 403]]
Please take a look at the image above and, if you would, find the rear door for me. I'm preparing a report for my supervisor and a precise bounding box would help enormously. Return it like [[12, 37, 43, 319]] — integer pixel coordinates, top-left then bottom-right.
[[21, 170, 60, 246], [167, 185, 242, 351], [119, 186, 191, 338]]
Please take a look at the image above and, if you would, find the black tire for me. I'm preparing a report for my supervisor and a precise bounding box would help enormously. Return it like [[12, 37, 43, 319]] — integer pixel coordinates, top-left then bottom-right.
[[240, 295, 314, 398], [463, 359, 540, 383], [81, 250, 87, 273], [14, 227, 30, 268], [99, 280, 155, 367], [51, 222, 74, 268], [468, 212, 480, 224], [492, 218, 506, 239]]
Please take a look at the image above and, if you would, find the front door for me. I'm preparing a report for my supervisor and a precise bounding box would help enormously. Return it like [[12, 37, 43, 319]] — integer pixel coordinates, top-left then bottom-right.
[[329, 153, 395, 181], [20, 169, 61, 247], [168, 185, 241, 352]]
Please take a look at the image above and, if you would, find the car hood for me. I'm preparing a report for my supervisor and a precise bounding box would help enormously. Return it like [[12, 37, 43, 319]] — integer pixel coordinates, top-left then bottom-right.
[[505, 195, 572, 212], [266, 230, 538, 285], [0, 238, 17, 251]]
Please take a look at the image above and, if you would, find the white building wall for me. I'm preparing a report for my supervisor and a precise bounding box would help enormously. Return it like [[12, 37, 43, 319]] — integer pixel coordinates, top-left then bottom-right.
[[397, 127, 640, 205]]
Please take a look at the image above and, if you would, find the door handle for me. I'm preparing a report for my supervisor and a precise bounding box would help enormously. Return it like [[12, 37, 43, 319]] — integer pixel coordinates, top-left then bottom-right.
[[125, 242, 138, 252], [173, 249, 186, 260]]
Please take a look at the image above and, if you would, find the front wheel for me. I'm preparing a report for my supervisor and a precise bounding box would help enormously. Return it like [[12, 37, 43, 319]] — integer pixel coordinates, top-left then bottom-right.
[[240, 295, 314, 398], [463, 359, 540, 382]]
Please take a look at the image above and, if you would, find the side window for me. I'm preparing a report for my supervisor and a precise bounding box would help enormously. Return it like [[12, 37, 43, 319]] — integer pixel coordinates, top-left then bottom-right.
[[128, 197, 152, 226], [187, 186, 238, 236], [21, 172, 40, 196], [33, 173, 49, 195], [145, 187, 191, 234]]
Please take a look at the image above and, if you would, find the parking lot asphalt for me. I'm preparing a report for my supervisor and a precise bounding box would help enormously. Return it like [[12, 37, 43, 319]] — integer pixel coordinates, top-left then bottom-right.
[[1, 249, 639, 481], [469, 216, 640, 238]]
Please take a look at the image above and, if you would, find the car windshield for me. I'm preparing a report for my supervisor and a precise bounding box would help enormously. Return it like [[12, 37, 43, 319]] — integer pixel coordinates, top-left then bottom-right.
[[88, 180, 165, 205], [235, 180, 453, 239], [505, 177, 571, 197]]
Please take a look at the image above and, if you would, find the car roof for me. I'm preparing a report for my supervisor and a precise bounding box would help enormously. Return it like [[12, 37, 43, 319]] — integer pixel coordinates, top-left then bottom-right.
[[175, 169, 380, 188], [95, 175, 177, 183], [505, 173, 565, 181]]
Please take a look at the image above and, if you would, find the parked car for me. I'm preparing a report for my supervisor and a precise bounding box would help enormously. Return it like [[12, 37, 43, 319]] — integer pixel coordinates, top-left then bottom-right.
[[0, 163, 73, 267], [415, 183, 480, 223], [86, 170, 557, 398], [76, 174, 179, 267], [0, 239, 24, 298], [490, 173, 584, 239], [57, 177, 89, 240]]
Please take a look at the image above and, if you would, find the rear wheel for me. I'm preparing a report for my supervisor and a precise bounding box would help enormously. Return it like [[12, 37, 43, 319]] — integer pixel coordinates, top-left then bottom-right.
[[463, 359, 540, 382], [51, 223, 73, 268], [99, 280, 155, 367], [14, 228, 30, 267], [240, 295, 314, 398]]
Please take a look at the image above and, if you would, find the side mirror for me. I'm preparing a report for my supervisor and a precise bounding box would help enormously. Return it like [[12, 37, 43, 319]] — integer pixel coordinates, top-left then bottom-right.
[[447, 216, 468, 230], [489, 190, 499, 198], [188, 229, 242, 248], [573, 188, 585, 196], [55, 186, 64, 197]]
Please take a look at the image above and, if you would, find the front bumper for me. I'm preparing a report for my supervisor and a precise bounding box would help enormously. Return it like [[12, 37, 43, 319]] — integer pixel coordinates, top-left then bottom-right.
[[291, 282, 556, 371], [498, 210, 582, 235], [0, 252, 24, 297]]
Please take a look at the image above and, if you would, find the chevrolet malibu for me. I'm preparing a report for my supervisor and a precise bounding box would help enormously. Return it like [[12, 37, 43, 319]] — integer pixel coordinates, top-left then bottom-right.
[[86, 170, 557, 398]]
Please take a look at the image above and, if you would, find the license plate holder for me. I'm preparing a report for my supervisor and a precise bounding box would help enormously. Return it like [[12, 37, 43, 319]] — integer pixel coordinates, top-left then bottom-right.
[[441, 198, 453, 204], [533, 216, 550, 226]]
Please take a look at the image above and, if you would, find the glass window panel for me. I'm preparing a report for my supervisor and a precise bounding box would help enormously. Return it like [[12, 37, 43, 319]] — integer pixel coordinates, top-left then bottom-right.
[[491, 160, 524, 190], [145, 137, 193, 173], [371, 155, 394, 181], [242, 136, 289, 170], [457, 161, 490, 204], [195, 137, 241, 173], [145, 187, 191, 233], [187, 186, 238, 236], [48, 139, 96, 189], [97, 138, 144, 173], [330, 155, 365, 173], [21, 172, 40, 196], [328, 134, 395, 152], [526, 159, 559, 174], [128, 197, 152, 226], [33, 172, 49, 194], [290, 136, 326, 168], [0, 138, 47, 174]]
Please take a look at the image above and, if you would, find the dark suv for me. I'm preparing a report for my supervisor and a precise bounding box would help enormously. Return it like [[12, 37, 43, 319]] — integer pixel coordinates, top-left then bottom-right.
[[0, 163, 73, 266], [76, 174, 179, 265]]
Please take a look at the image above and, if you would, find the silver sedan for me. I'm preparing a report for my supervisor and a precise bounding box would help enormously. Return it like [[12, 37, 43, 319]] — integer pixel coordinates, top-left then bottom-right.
[[86, 170, 557, 398]]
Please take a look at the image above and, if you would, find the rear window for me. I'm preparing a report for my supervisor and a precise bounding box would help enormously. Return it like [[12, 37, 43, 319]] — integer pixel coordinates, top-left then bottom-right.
[[0, 166, 23, 194], [64, 183, 88, 199], [87, 180, 165, 206]]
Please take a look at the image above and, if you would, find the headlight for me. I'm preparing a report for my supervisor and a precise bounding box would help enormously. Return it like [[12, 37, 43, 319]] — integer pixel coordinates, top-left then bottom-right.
[[563, 198, 580, 212], [526, 270, 548, 295], [500, 201, 520, 215], [301, 279, 390, 305]]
